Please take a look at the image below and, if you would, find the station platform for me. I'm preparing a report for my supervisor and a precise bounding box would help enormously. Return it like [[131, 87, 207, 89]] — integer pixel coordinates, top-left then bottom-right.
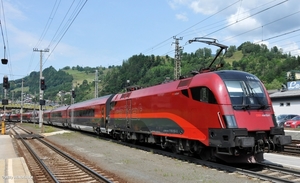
[[285, 130, 300, 140], [0, 135, 33, 183]]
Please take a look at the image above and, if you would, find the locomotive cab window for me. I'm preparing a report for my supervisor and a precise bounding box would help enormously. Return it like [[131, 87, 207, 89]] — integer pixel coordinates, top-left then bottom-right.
[[190, 87, 217, 104], [224, 80, 268, 110]]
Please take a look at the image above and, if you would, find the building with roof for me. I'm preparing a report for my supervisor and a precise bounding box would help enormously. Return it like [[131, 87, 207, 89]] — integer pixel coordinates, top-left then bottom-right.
[[269, 81, 300, 116]]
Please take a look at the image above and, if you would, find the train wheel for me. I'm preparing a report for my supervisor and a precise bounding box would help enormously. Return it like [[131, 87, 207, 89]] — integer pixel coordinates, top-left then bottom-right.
[[120, 132, 126, 141], [199, 149, 211, 161], [95, 127, 100, 135], [171, 145, 181, 154]]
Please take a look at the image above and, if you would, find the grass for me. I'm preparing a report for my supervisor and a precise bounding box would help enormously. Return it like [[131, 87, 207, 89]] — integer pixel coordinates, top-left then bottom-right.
[[41, 125, 56, 133], [11, 86, 29, 93], [20, 123, 59, 133], [63, 69, 95, 87], [224, 50, 243, 65], [63, 67, 112, 88]]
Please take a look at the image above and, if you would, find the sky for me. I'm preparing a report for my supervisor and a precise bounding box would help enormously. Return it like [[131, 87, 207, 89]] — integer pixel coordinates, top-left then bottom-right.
[[1, 0, 300, 80]]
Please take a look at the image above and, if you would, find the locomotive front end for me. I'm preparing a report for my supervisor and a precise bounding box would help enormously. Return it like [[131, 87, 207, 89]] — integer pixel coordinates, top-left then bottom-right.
[[211, 71, 292, 163]]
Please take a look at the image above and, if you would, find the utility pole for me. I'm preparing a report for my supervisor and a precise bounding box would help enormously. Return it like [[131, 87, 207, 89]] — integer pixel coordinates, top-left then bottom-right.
[[33, 48, 49, 130], [21, 79, 23, 123], [173, 36, 183, 80], [94, 70, 98, 98]]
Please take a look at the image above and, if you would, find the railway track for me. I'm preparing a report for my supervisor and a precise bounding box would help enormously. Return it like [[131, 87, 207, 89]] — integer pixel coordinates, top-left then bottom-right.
[[10, 125, 120, 183], [118, 139, 300, 183], [282, 140, 300, 156], [52, 125, 300, 183], [17, 123, 300, 183], [72, 128, 300, 183]]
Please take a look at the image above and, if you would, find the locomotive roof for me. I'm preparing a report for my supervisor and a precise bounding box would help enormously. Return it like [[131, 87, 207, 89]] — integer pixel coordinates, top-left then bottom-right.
[[113, 70, 261, 100], [51, 105, 70, 112], [113, 78, 189, 100], [67, 94, 114, 109], [214, 70, 258, 80]]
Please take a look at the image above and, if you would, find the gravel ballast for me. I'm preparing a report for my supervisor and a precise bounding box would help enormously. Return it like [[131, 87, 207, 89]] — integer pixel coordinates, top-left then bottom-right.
[[18, 124, 262, 183]]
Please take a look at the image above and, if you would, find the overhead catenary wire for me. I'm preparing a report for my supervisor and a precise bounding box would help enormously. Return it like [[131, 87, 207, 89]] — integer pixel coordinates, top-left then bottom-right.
[[29, 0, 88, 72], [177, 0, 286, 39], [220, 9, 300, 43], [47, 0, 76, 49], [24, 0, 300, 75], [34, 0, 61, 49], [203, 0, 288, 37], [43, 0, 88, 67], [0, 0, 14, 80], [0, 20, 6, 58], [27, 0, 62, 75], [12, 0, 300, 79], [142, 0, 241, 56], [142, 0, 295, 59]]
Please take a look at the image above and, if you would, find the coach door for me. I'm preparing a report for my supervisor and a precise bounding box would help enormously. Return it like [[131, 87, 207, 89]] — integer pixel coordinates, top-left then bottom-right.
[[126, 99, 132, 129]]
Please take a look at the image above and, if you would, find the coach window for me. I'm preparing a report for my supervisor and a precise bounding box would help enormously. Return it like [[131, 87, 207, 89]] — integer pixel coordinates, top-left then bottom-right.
[[190, 86, 217, 104]]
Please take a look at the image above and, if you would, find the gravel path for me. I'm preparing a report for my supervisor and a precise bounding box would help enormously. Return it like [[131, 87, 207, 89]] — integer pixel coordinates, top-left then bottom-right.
[[18, 124, 263, 183]]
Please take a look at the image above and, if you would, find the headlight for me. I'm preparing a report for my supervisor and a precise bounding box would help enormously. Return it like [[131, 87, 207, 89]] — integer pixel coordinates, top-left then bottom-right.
[[223, 115, 238, 128], [292, 122, 297, 125]]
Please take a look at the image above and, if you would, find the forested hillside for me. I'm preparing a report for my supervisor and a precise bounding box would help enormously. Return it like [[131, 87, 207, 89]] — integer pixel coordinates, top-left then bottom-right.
[[3, 41, 300, 105], [101, 42, 300, 95]]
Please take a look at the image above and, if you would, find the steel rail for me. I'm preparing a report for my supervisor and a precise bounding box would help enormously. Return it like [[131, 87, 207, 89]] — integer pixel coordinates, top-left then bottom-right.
[[11, 127, 59, 183], [16, 125, 113, 183]]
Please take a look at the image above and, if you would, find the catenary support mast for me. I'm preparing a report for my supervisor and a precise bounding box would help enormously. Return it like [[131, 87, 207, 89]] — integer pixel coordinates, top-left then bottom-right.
[[33, 48, 49, 129], [173, 36, 182, 80]]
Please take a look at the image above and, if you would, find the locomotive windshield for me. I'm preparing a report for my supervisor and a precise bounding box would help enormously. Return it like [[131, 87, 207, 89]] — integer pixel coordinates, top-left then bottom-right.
[[224, 80, 268, 110]]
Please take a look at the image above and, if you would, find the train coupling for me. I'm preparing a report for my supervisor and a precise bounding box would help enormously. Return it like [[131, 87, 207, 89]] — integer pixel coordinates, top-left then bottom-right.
[[273, 135, 292, 145], [235, 136, 255, 148]]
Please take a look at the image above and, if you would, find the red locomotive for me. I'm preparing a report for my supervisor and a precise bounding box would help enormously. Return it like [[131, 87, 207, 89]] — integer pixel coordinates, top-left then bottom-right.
[[107, 69, 291, 163], [9, 38, 291, 163], [106, 38, 291, 163]]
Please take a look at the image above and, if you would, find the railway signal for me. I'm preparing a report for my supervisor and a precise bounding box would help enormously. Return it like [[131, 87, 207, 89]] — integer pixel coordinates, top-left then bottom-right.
[[40, 78, 46, 90], [3, 76, 9, 89], [39, 99, 45, 105], [2, 76, 8, 108], [72, 90, 76, 98]]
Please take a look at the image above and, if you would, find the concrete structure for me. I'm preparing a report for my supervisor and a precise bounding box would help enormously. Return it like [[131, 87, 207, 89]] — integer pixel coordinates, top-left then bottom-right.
[[269, 89, 300, 116], [0, 135, 33, 183]]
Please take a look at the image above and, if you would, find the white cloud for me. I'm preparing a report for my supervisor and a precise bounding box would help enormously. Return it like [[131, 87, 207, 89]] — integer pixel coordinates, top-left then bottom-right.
[[176, 13, 188, 21], [226, 8, 261, 33], [282, 41, 300, 56], [189, 0, 218, 15], [3, 1, 27, 21]]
